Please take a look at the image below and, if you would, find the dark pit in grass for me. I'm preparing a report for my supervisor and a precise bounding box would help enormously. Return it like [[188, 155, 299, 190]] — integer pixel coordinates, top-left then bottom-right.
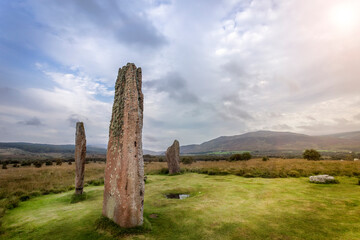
[[165, 193, 190, 199]]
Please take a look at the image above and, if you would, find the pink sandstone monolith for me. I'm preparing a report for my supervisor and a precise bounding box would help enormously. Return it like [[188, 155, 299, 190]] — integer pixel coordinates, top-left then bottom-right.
[[166, 140, 181, 174], [102, 63, 144, 228], [75, 122, 86, 195]]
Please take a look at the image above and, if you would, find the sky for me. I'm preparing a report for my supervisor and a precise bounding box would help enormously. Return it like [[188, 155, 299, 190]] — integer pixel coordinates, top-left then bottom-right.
[[1, 0, 360, 151]]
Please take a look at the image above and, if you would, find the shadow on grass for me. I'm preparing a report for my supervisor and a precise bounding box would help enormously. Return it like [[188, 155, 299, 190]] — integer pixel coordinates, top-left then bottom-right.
[[70, 192, 87, 204], [95, 216, 151, 237]]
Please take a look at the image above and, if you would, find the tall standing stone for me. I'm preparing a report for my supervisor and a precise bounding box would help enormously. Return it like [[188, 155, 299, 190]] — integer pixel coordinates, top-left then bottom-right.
[[75, 122, 86, 195], [166, 140, 181, 174], [103, 63, 144, 228]]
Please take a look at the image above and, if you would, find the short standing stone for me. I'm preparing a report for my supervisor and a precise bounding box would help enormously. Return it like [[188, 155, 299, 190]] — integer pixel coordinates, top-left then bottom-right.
[[102, 63, 144, 228], [75, 122, 86, 195], [166, 140, 181, 174], [309, 175, 336, 184]]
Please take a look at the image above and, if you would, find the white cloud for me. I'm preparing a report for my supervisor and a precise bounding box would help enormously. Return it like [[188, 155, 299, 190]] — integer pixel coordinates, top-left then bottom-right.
[[1, 0, 360, 150]]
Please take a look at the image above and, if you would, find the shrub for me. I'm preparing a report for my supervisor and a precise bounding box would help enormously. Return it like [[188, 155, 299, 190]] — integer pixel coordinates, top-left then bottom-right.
[[181, 156, 195, 165], [45, 161, 53, 166], [21, 161, 31, 166], [242, 152, 252, 160], [262, 156, 269, 161], [229, 152, 252, 161], [56, 159, 62, 166], [243, 172, 255, 178], [34, 161, 43, 168], [159, 168, 169, 174], [19, 195, 30, 202], [68, 161, 72, 165], [303, 149, 321, 161], [13, 190, 26, 196], [2, 163, 7, 169], [29, 191, 41, 197], [13, 163, 19, 168], [287, 170, 300, 178], [6, 197, 19, 209], [87, 178, 104, 186], [229, 154, 242, 161]]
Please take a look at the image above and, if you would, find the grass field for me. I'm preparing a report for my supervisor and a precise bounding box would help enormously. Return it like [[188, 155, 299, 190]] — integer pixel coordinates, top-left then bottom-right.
[[1, 159, 360, 239], [1, 173, 360, 239]]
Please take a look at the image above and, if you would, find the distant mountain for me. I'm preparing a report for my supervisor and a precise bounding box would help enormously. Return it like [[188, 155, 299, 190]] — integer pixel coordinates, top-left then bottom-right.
[[0, 142, 106, 154], [143, 149, 164, 155], [324, 131, 360, 140], [0, 142, 164, 157], [180, 130, 360, 154], [2, 130, 360, 157]]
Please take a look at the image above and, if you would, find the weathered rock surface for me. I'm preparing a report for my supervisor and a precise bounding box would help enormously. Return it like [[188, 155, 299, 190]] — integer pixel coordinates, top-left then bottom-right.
[[309, 175, 336, 184], [75, 122, 86, 195], [103, 63, 144, 228], [166, 140, 181, 174]]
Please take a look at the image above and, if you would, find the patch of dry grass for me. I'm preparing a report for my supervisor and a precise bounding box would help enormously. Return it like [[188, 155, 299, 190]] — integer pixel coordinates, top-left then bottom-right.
[[0, 163, 105, 198], [146, 158, 360, 178]]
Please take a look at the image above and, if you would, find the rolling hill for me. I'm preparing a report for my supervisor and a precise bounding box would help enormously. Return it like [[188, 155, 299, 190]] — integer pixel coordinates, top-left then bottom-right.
[[180, 130, 360, 154], [1, 130, 360, 157]]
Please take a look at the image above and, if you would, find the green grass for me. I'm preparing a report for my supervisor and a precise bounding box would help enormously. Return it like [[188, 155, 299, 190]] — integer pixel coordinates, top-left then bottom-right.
[[2, 174, 360, 239], [70, 192, 87, 203]]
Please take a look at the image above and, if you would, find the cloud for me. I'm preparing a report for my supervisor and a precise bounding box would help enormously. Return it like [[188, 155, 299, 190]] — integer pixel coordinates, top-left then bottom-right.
[[18, 117, 44, 126], [67, 114, 89, 127], [144, 72, 199, 104], [1, 0, 360, 150], [29, 0, 167, 48]]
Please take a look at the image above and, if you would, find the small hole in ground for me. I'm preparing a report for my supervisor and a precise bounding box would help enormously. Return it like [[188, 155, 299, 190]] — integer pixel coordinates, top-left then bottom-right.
[[165, 193, 190, 199]]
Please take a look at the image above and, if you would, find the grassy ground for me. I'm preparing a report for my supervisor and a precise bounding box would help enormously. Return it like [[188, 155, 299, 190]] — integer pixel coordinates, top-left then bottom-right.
[[146, 158, 360, 177], [2, 173, 360, 240], [2, 159, 360, 219]]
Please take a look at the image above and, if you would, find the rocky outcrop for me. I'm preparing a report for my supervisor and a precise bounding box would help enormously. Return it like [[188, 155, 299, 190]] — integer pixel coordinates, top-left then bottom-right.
[[75, 122, 86, 195], [309, 175, 337, 184], [166, 140, 181, 174], [102, 63, 144, 228]]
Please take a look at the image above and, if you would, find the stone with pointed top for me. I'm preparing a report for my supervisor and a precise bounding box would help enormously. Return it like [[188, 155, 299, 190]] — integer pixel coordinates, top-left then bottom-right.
[[166, 140, 181, 174], [102, 63, 144, 228], [75, 122, 86, 195]]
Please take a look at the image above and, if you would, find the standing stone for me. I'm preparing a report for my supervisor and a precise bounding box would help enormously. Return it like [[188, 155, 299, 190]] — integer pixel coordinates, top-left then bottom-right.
[[75, 122, 86, 195], [166, 140, 181, 174], [103, 63, 144, 228]]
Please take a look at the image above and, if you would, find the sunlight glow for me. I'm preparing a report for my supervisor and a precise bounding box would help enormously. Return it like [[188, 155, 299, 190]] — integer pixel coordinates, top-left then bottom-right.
[[330, 3, 359, 31]]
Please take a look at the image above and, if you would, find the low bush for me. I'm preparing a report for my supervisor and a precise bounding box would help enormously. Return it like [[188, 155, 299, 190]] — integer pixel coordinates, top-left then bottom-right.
[[87, 178, 104, 186], [243, 172, 255, 178], [33, 161, 42, 168], [303, 149, 321, 161], [20, 161, 31, 166], [19, 195, 30, 202], [181, 156, 195, 165], [287, 170, 301, 178], [5, 197, 19, 209], [228, 152, 252, 161], [13, 190, 26, 196], [45, 161, 53, 166], [262, 156, 269, 161], [29, 191, 41, 197]]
